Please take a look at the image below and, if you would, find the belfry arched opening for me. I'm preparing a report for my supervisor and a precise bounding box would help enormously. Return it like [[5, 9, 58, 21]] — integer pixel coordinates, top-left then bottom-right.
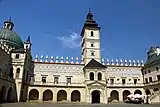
[[91, 90, 100, 103]]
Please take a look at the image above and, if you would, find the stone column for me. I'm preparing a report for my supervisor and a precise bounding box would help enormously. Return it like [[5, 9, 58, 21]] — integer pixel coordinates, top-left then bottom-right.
[[104, 88, 108, 104], [87, 88, 91, 103], [38, 88, 43, 102], [119, 89, 123, 102], [67, 88, 71, 102], [52, 88, 57, 102]]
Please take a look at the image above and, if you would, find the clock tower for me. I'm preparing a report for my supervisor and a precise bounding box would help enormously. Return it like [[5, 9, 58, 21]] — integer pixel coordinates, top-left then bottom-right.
[[81, 9, 101, 65]]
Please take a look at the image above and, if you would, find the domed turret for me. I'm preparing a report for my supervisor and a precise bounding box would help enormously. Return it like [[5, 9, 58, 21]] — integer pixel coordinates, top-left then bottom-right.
[[0, 17, 24, 49]]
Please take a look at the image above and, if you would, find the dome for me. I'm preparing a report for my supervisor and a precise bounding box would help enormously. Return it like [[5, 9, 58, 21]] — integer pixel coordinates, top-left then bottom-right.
[[0, 28, 24, 49]]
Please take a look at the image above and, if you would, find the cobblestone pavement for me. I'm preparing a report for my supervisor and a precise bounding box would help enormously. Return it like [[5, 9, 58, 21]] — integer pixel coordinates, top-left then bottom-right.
[[0, 103, 160, 107]]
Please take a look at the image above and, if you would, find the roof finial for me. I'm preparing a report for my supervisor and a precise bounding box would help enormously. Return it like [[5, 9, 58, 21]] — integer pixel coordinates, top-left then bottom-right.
[[9, 16, 12, 21], [26, 36, 31, 43], [89, 8, 91, 13]]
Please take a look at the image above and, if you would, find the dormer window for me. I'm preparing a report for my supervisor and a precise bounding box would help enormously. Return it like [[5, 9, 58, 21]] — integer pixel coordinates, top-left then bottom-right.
[[15, 54, 19, 59], [91, 31, 94, 37]]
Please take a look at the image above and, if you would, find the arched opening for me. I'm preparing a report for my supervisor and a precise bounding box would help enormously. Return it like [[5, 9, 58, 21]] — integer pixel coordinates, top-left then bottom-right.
[[92, 90, 100, 103], [134, 90, 142, 95], [7, 87, 12, 103], [90, 72, 94, 80], [29, 89, 39, 100], [71, 90, 81, 102], [153, 88, 159, 92], [91, 31, 94, 36], [0, 86, 6, 103], [145, 89, 151, 95], [110, 90, 119, 102], [123, 90, 130, 101], [98, 72, 102, 80], [16, 68, 20, 78], [57, 90, 67, 101], [43, 89, 53, 101]]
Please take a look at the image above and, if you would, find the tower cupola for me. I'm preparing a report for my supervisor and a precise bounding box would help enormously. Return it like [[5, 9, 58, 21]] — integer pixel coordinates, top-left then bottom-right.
[[3, 17, 14, 30]]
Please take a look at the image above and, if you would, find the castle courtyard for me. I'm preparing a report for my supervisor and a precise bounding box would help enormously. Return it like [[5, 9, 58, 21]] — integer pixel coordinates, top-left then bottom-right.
[[0, 103, 160, 107]]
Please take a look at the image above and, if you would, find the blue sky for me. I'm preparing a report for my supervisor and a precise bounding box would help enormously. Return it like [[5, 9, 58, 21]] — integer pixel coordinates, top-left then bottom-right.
[[0, 0, 160, 62]]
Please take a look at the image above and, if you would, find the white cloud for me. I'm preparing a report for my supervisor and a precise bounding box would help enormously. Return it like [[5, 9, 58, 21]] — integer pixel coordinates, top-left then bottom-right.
[[58, 32, 81, 49]]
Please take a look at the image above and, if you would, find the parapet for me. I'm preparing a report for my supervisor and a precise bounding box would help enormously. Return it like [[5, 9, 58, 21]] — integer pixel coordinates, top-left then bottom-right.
[[34, 55, 144, 67], [102, 58, 144, 67], [34, 55, 84, 64]]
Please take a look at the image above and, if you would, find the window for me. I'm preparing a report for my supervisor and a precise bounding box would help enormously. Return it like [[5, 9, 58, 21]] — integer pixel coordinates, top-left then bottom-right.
[[157, 75, 160, 81], [91, 52, 95, 56], [148, 70, 151, 73], [91, 31, 94, 36], [117, 79, 119, 81], [156, 67, 159, 71], [91, 43, 94, 47], [67, 78, 71, 84], [15, 54, 19, 59], [54, 77, 59, 84], [98, 72, 102, 80], [149, 77, 152, 82], [16, 68, 20, 78], [90, 72, 94, 80], [30, 76, 34, 82], [122, 79, 126, 84], [110, 79, 114, 85], [145, 78, 148, 83], [134, 79, 137, 84], [129, 79, 131, 81], [42, 77, 46, 83]]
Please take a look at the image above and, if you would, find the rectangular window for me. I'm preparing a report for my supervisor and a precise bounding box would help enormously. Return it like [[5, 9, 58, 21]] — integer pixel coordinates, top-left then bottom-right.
[[122, 79, 126, 84], [148, 70, 151, 73], [30, 76, 34, 82], [134, 79, 137, 84], [54, 77, 59, 84], [110, 79, 114, 85], [15, 54, 19, 59], [157, 75, 160, 81], [145, 78, 148, 83], [156, 67, 159, 71], [42, 77, 46, 83], [67, 78, 71, 84], [149, 77, 152, 82]]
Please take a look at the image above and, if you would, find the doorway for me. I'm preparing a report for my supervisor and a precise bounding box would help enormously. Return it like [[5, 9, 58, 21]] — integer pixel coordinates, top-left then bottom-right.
[[92, 90, 100, 103]]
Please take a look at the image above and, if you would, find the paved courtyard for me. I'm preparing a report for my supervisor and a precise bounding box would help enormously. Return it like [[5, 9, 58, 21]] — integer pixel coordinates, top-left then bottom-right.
[[0, 103, 160, 107]]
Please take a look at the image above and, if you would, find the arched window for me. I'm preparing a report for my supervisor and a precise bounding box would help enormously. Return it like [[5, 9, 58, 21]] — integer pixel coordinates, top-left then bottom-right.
[[16, 68, 20, 78], [98, 72, 102, 80], [91, 31, 94, 36], [90, 72, 94, 80]]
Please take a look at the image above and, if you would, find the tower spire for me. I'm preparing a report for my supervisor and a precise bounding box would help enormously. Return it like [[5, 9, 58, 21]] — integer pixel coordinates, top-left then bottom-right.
[[9, 16, 12, 21], [86, 8, 94, 21]]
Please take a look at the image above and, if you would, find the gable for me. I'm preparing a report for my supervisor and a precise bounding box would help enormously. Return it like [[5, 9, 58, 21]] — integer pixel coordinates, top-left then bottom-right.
[[84, 59, 106, 69], [87, 81, 106, 87]]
